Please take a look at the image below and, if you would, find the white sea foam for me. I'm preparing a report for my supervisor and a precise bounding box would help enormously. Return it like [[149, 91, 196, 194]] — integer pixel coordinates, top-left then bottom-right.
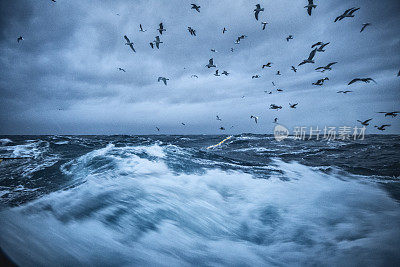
[[1, 144, 399, 266]]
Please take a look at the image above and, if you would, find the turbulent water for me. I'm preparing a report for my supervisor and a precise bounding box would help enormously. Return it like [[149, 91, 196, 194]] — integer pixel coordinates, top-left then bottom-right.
[[0, 135, 399, 266]]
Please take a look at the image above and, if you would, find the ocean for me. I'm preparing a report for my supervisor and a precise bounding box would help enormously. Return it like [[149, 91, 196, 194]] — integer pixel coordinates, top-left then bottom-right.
[[0, 135, 399, 266]]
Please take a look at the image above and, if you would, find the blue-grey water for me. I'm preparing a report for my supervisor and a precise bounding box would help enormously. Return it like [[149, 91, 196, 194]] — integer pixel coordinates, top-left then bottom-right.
[[0, 135, 399, 266]]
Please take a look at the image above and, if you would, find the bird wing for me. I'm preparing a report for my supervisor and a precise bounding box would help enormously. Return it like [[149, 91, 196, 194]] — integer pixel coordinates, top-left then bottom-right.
[[307, 6, 312, 16], [158, 77, 163, 82], [129, 44, 135, 52], [348, 8, 360, 15], [209, 58, 214, 65], [124, 35, 130, 43], [308, 49, 317, 60], [163, 79, 167, 85], [159, 23, 163, 29], [150, 42, 154, 48], [365, 119, 373, 123], [367, 78, 377, 83], [255, 10, 259, 20], [315, 67, 323, 70], [140, 24, 143, 30], [311, 42, 322, 48], [326, 62, 337, 68], [348, 78, 360, 85]]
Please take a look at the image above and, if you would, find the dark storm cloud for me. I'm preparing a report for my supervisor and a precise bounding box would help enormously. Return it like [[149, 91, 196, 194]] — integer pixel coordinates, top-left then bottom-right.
[[0, 0, 399, 134]]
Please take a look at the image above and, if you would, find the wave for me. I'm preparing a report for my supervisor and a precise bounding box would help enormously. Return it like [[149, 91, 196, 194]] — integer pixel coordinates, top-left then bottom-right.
[[1, 143, 399, 266]]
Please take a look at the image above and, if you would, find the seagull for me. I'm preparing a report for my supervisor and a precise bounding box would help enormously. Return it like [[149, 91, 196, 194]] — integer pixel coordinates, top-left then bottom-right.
[[252, 75, 260, 79], [316, 42, 330, 52], [315, 62, 337, 72], [360, 23, 371, 33], [156, 127, 160, 131], [149, 42, 154, 49], [262, 62, 272, 68], [211, 49, 217, 52], [299, 49, 317, 66], [337, 90, 353, 94], [250, 115, 259, 124], [158, 77, 169, 85], [50, 0, 56, 2], [191, 75, 199, 78], [277, 89, 283, 92], [272, 82, 276, 86], [357, 119, 372, 126], [158, 23, 166, 35], [17, 36, 24, 43], [191, 4, 201, 12], [312, 77, 329, 86], [214, 70, 220, 76], [216, 115, 222, 121], [291, 66, 297, 72], [270, 104, 282, 110], [274, 118, 278, 123], [375, 125, 391, 131], [223, 27, 227, 34], [276, 71, 281, 75], [254, 4, 264, 21], [117, 67, 126, 72], [286, 35, 293, 42], [153, 36, 163, 49], [305, 0, 317, 16], [235, 39, 240, 44], [311, 41, 329, 48], [206, 58, 216, 68], [348, 78, 376, 85], [261, 22, 268, 30], [289, 103, 298, 108], [181, 123, 186, 126], [124, 35, 136, 52], [220, 127, 225, 131], [188, 27, 196, 36], [377, 111, 399, 118], [264, 90, 272, 94], [334, 7, 360, 22], [222, 71, 229, 76], [139, 24, 146, 32], [230, 48, 234, 52]]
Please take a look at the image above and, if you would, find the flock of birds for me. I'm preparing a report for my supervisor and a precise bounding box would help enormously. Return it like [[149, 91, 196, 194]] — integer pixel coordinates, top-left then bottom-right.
[[16, 1, 399, 134]]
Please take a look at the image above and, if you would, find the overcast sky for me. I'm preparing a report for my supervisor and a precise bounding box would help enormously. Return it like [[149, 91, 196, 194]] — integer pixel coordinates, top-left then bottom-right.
[[0, 0, 399, 135]]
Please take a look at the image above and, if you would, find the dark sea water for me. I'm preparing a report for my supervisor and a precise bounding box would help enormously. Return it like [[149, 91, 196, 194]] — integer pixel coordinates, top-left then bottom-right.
[[0, 135, 399, 266]]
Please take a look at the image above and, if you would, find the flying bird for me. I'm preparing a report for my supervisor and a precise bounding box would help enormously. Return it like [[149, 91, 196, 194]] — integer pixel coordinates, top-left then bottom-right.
[[311, 41, 329, 48], [149, 42, 154, 49], [277, 89, 283, 92], [252, 75, 260, 79], [124, 35, 136, 52], [270, 104, 282, 110], [181, 123, 186, 126], [223, 27, 227, 34], [211, 49, 217, 52], [334, 7, 360, 22], [291, 66, 297, 72], [250, 116, 259, 124], [153, 36, 163, 49], [360, 23, 371, 33], [216, 116, 222, 121], [220, 127, 225, 131], [286, 35, 293, 42], [254, 4, 264, 20], [274, 118, 278, 123], [188, 27, 196, 36], [214, 70, 220, 76], [156, 127, 160, 131], [377, 111, 399, 118], [357, 119, 372, 126], [191, 4, 201, 12], [313, 77, 329, 86], [289, 103, 298, 108], [305, 0, 317, 16], [337, 90, 353, 94], [348, 78, 376, 85], [272, 82, 276, 86], [276, 71, 281, 75], [230, 48, 234, 52], [262, 62, 272, 68], [316, 42, 330, 52], [222, 71, 229, 76], [158, 23, 166, 35], [191, 75, 199, 78], [117, 67, 126, 72], [206, 58, 216, 68], [315, 62, 337, 72], [139, 24, 146, 32], [299, 49, 317, 66], [375, 125, 391, 131], [158, 77, 169, 85], [17, 36, 24, 43], [261, 22, 268, 30]]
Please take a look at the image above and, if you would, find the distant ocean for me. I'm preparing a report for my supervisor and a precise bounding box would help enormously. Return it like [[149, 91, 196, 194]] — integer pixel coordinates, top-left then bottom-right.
[[0, 135, 399, 266]]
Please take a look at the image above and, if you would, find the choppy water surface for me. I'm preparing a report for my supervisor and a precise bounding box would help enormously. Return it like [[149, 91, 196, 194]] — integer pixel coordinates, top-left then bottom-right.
[[0, 135, 399, 266]]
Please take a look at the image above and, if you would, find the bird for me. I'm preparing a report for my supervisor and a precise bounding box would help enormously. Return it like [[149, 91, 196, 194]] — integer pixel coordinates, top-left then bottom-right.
[[375, 125, 390, 131], [158, 77, 169, 85], [272, 82, 276, 86], [223, 27, 227, 34], [191, 4, 200, 12], [357, 119, 372, 126], [315, 62, 337, 72], [222, 71, 229, 76], [124, 35, 136, 52], [377, 111, 399, 118], [17, 36, 24, 43], [250, 116, 259, 124], [214, 70, 220, 76], [334, 7, 360, 22], [348, 78, 376, 85], [316, 42, 330, 52], [291, 66, 297, 72], [211, 49, 217, 52], [181, 123, 186, 126], [264, 91, 272, 94], [270, 104, 282, 110], [154, 36, 163, 48], [252, 75, 260, 79], [305, 0, 317, 16], [149, 42, 154, 49], [299, 48, 317, 66], [261, 22, 268, 30], [206, 58, 216, 68], [139, 24, 146, 32], [360, 23, 371, 33], [191, 75, 199, 78], [230, 48, 234, 52], [156, 127, 160, 131], [312, 77, 329, 86], [117, 67, 126, 72], [289, 103, 298, 108], [219, 127, 225, 131], [188, 27, 196, 36], [50, 0, 56, 2], [158, 23, 166, 35], [337, 90, 353, 94], [216, 116, 222, 121], [276, 71, 281, 75], [311, 41, 329, 48], [254, 4, 264, 20], [277, 89, 283, 92], [286, 35, 293, 42], [274, 118, 278, 123], [262, 62, 272, 68]]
